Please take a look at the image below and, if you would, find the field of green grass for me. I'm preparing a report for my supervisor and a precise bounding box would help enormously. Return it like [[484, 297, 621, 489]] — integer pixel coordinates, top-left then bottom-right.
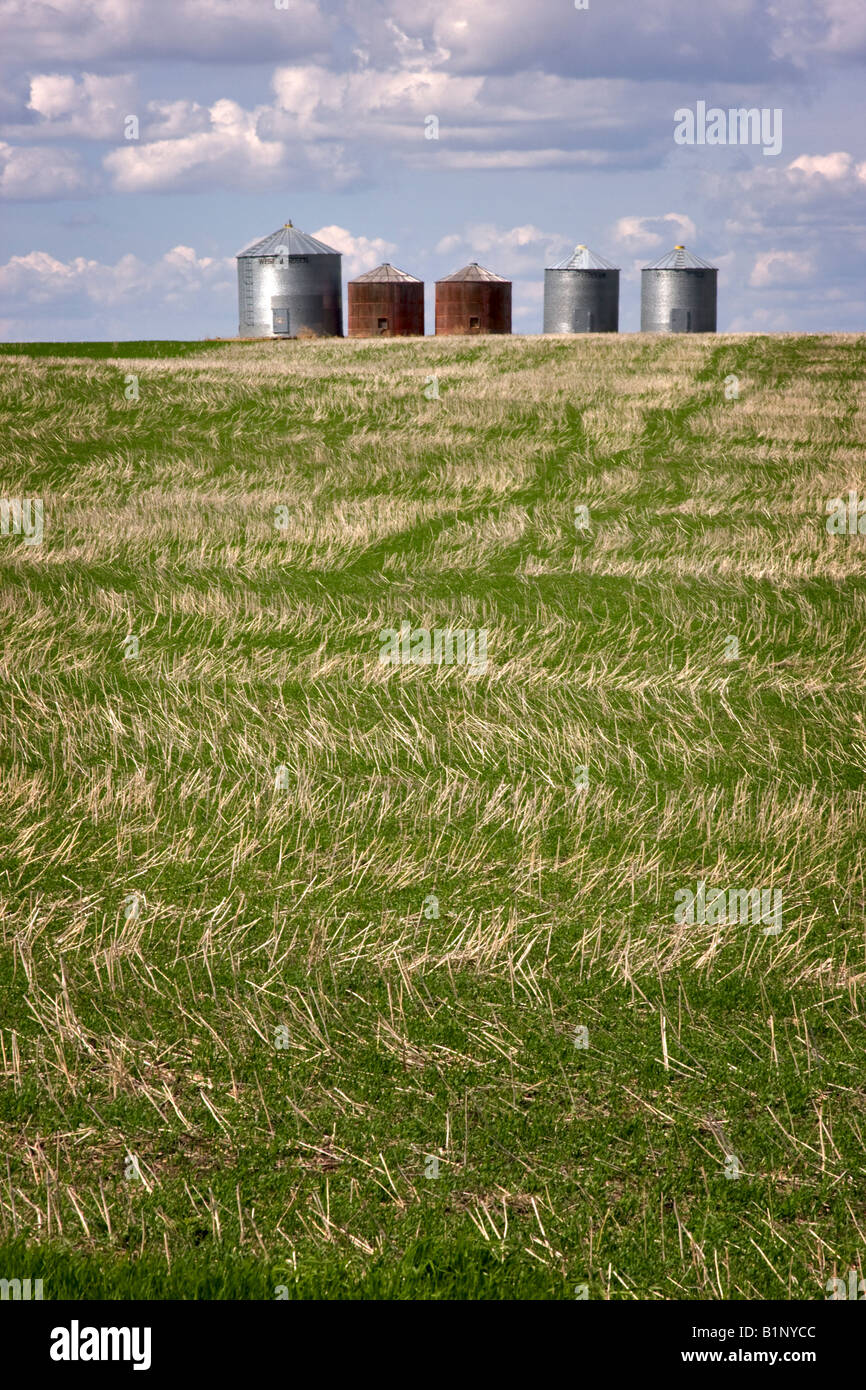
[[1, 332, 865, 1299]]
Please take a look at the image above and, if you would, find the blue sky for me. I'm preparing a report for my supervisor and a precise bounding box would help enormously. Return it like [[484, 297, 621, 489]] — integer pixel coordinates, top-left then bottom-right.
[[1, 0, 864, 338]]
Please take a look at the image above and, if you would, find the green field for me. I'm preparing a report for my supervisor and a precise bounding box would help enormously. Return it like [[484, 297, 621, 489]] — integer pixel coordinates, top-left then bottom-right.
[[1, 332, 865, 1300]]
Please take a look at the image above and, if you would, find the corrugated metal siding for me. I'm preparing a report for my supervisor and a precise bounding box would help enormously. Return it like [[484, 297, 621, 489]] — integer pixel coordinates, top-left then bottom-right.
[[348, 281, 424, 336], [435, 280, 512, 335], [640, 268, 717, 332], [543, 268, 619, 333], [236, 252, 343, 337]]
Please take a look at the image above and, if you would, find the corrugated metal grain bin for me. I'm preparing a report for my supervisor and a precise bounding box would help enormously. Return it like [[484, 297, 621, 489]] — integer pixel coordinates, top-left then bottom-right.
[[348, 263, 424, 337], [236, 221, 343, 338], [640, 245, 717, 333], [543, 244, 620, 333], [435, 263, 511, 336]]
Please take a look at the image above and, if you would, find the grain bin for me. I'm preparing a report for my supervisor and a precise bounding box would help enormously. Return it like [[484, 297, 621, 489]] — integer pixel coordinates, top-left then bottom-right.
[[640, 245, 717, 333], [435, 263, 511, 335], [348, 263, 424, 337], [236, 221, 343, 338], [543, 244, 619, 333]]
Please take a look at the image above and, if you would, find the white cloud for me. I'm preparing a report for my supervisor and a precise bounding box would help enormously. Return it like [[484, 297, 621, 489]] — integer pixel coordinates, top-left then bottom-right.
[[415, 148, 617, 171], [434, 234, 462, 256], [749, 248, 815, 287], [268, 66, 669, 174], [103, 99, 285, 192], [0, 142, 91, 198], [0, 244, 233, 314], [0, 52, 737, 202], [311, 225, 396, 276], [382, 18, 451, 71], [701, 149, 866, 243], [101, 92, 368, 193], [787, 151, 855, 180], [23, 73, 136, 138], [819, 0, 866, 56], [432, 222, 569, 275], [270, 64, 484, 137], [84, 60, 644, 197], [379, 0, 801, 83], [0, 0, 820, 81], [773, 0, 866, 63], [436, 224, 549, 254], [143, 101, 211, 139], [612, 212, 696, 251], [28, 74, 81, 121], [0, 0, 333, 64], [723, 149, 866, 206]]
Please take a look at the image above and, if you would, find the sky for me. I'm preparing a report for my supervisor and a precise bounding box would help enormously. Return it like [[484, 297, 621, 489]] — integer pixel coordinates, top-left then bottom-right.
[[0, 0, 864, 339]]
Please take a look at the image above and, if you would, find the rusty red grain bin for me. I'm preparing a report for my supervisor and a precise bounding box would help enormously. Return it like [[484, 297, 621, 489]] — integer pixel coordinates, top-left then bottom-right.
[[435, 263, 511, 336], [348, 263, 425, 337]]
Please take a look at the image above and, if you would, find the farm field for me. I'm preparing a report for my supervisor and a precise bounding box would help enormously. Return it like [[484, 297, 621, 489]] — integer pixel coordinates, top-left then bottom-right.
[[0, 331, 865, 1300]]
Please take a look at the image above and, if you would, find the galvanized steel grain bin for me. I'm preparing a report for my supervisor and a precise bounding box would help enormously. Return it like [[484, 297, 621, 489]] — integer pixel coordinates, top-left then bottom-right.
[[543, 244, 620, 333], [640, 245, 717, 333], [236, 221, 343, 338]]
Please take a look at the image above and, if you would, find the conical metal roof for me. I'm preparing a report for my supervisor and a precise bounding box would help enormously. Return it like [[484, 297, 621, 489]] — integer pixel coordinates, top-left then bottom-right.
[[549, 244, 618, 271], [437, 262, 508, 283], [236, 222, 340, 259], [351, 262, 420, 284], [642, 245, 717, 270]]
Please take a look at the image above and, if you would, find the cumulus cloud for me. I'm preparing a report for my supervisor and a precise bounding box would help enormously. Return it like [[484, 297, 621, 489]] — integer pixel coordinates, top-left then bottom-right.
[[787, 151, 858, 180], [21, 73, 137, 138], [612, 213, 696, 252], [66, 59, 679, 197], [0, 0, 334, 64], [103, 100, 285, 192], [727, 149, 866, 203], [101, 95, 367, 192], [0, 54, 675, 197], [701, 148, 866, 241], [142, 101, 211, 139], [0, 142, 91, 198], [364, 0, 804, 82], [432, 222, 570, 275], [0, 244, 232, 304], [312, 62, 671, 153], [0, 0, 805, 77], [0, 243, 236, 339], [771, 0, 866, 64], [0, 0, 852, 203], [236, 67, 671, 179], [414, 148, 628, 171], [749, 248, 816, 287], [269, 64, 485, 139], [817, 0, 866, 58], [311, 225, 396, 276], [0, 6, 815, 202], [689, 146, 866, 326]]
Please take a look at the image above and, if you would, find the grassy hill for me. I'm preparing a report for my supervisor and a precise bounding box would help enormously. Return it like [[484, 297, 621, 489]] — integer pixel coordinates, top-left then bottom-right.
[[0, 332, 864, 1299]]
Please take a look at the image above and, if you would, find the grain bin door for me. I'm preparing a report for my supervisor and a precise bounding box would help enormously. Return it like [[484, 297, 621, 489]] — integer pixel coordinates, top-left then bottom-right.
[[669, 307, 690, 332], [272, 307, 290, 336]]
